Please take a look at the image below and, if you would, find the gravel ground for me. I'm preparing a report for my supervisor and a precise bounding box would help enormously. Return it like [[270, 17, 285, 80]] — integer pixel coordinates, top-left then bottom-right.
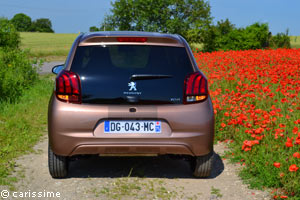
[[38, 61, 64, 74], [3, 137, 270, 200]]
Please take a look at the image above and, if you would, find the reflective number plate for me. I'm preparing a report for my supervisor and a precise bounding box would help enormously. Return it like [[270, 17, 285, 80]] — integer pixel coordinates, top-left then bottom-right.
[[104, 121, 161, 134]]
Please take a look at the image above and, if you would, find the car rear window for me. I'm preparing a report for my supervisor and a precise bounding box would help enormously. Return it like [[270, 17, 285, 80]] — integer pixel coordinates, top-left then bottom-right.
[[70, 45, 194, 104]]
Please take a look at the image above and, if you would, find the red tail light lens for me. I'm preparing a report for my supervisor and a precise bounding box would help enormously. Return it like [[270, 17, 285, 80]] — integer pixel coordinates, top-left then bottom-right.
[[55, 70, 81, 104], [117, 37, 147, 43], [184, 72, 208, 104]]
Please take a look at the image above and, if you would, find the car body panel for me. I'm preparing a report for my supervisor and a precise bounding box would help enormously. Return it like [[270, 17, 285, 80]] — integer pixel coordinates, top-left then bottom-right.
[[48, 94, 214, 156]]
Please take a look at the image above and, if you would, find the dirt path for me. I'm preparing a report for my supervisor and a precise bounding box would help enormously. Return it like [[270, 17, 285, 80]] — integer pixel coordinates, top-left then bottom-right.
[[5, 136, 270, 200]]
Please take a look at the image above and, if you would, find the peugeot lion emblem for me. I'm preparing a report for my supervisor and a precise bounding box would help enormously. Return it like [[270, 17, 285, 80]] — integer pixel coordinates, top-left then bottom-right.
[[128, 82, 137, 91]]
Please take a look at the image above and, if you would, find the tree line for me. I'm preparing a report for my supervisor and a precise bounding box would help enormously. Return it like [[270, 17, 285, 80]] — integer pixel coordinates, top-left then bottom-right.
[[89, 0, 290, 52], [8, 13, 54, 33]]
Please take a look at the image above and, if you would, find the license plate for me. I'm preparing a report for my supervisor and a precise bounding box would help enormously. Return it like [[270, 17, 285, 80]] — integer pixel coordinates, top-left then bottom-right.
[[104, 121, 161, 133]]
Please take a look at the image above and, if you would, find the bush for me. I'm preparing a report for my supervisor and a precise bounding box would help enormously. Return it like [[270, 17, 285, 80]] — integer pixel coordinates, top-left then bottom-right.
[[219, 23, 270, 51], [0, 49, 38, 102], [0, 20, 38, 102], [270, 30, 291, 49], [203, 21, 270, 52], [202, 20, 291, 52], [0, 18, 20, 49]]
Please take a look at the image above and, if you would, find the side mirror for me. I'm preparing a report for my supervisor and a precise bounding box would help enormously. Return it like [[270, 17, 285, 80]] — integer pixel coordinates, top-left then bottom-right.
[[52, 65, 64, 74]]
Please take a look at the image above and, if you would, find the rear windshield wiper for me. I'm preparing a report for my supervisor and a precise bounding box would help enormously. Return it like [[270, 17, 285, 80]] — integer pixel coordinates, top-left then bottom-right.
[[130, 74, 173, 81]]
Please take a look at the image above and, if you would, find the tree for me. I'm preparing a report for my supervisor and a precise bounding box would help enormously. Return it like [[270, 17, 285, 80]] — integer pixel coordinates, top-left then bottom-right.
[[31, 18, 54, 33], [202, 19, 235, 52], [11, 13, 32, 32], [89, 26, 100, 32], [100, 0, 212, 43], [99, 15, 118, 31]]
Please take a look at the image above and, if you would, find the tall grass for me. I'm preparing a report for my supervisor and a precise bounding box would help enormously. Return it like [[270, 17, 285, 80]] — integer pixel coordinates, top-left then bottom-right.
[[0, 75, 54, 187]]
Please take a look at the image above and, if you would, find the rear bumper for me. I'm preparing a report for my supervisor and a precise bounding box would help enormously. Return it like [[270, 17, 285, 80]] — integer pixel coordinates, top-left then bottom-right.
[[72, 144, 193, 156], [50, 131, 213, 156], [48, 95, 214, 156]]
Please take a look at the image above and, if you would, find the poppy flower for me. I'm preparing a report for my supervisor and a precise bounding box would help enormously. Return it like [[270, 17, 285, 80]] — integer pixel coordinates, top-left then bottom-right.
[[293, 152, 300, 159], [296, 137, 300, 145], [292, 127, 298, 134], [221, 123, 226, 128], [224, 112, 230, 117], [289, 164, 299, 172], [255, 127, 264, 134], [273, 162, 281, 168], [285, 137, 293, 147]]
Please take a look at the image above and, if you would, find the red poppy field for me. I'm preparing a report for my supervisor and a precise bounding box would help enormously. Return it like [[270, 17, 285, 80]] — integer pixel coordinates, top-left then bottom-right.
[[195, 49, 300, 199]]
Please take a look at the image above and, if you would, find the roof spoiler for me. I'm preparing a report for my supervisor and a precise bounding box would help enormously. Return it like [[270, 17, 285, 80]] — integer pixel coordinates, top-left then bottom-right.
[[79, 36, 184, 47]]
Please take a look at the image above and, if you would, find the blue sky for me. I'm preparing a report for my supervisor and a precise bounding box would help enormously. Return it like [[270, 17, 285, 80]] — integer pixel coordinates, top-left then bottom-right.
[[0, 0, 299, 35]]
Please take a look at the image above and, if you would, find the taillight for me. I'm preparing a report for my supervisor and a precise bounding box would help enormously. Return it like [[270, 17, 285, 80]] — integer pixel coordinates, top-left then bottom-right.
[[184, 72, 208, 104], [55, 70, 81, 104], [117, 37, 147, 43]]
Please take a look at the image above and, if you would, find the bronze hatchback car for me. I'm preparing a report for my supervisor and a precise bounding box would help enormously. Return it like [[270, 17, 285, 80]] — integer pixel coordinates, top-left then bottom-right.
[[48, 31, 214, 178]]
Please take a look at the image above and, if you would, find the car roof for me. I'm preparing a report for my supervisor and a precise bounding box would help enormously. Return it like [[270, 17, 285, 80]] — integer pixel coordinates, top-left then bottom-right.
[[65, 31, 197, 72], [79, 31, 183, 44]]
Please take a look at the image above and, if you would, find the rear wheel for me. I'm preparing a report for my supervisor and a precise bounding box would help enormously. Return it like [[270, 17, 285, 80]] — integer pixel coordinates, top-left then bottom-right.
[[48, 145, 68, 178], [191, 152, 213, 178]]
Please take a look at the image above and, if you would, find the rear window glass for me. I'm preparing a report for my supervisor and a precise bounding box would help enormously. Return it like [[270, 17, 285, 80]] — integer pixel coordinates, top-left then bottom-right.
[[71, 45, 193, 73], [109, 46, 150, 68]]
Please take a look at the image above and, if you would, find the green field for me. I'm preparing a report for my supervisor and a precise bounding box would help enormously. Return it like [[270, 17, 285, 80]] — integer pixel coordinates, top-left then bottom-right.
[[290, 36, 300, 48], [20, 32, 78, 61]]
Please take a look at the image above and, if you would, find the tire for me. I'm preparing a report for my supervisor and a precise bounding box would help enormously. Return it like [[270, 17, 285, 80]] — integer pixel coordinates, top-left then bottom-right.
[[48, 145, 68, 178], [191, 152, 213, 178]]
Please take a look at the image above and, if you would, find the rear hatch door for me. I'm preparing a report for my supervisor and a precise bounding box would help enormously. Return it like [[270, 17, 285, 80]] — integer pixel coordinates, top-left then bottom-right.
[[70, 44, 194, 104]]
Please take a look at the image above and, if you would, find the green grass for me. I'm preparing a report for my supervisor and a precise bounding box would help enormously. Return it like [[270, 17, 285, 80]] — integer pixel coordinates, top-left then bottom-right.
[[0, 75, 54, 187], [210, 186, 223, 198], [290, 36, 300, 48], [20, 32, 78, 61]]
